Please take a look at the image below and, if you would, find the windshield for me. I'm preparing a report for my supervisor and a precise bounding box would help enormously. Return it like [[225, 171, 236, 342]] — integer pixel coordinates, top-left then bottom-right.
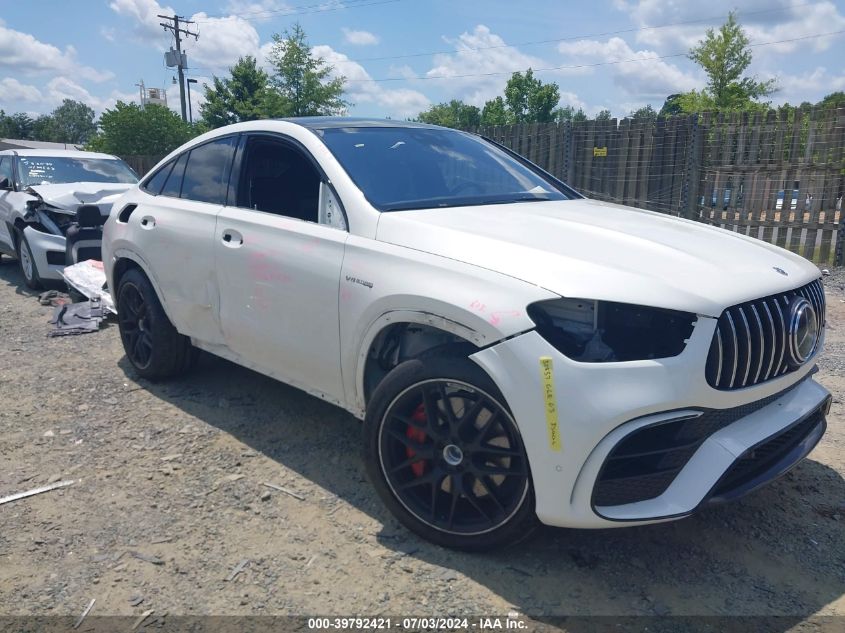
[[316, 127, 571, 211], [17, 156, 138, 187]]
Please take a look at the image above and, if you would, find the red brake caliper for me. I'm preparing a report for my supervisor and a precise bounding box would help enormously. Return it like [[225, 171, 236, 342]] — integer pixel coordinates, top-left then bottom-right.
[[406, 403, 428, 477]]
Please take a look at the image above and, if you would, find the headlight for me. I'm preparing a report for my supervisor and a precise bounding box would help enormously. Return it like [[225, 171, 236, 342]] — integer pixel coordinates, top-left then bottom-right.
[[527, 298, 697, 362]]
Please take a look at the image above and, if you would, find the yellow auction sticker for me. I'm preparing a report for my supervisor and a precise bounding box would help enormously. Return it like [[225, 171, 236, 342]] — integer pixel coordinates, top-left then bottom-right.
[[539, 356, 562, 452]]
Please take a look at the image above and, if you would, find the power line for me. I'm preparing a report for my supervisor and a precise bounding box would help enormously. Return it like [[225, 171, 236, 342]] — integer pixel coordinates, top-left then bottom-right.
[[342, 29, 845, 83], [333, 1, 821, 65], [193, 0, 408, 23]]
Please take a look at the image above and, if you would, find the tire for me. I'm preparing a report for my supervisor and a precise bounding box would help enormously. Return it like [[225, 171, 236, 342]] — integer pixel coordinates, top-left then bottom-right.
[[15, 228, 42, 290], [363, 353, 538, 550], [116, 267, 196, 381]]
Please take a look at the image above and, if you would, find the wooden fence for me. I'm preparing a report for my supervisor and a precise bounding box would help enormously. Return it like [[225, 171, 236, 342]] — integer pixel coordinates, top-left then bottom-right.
[[470, 106, 845, 265], [120, 106, 845, 265]]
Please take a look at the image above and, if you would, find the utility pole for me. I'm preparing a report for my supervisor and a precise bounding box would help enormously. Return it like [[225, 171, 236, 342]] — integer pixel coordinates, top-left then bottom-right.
[[158, 14, 198, 122]]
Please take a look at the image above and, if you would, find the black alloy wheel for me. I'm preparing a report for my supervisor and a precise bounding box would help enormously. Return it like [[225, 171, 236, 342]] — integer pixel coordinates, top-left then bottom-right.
[[365, 354, 536, 549]]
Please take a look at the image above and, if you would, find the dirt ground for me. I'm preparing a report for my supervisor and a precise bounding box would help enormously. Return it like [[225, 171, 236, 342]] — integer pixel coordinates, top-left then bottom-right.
[[0, 258, 844, 631]]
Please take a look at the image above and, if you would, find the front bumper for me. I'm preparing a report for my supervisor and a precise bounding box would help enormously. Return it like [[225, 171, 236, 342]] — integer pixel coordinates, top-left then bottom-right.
[[23, 226, 66, 281], [470, 319, 830, 529]]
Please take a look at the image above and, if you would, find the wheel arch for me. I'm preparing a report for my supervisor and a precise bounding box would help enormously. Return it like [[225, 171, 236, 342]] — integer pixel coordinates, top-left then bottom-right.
[[110, 249, 176, 322], [355, 310, 487, 413]]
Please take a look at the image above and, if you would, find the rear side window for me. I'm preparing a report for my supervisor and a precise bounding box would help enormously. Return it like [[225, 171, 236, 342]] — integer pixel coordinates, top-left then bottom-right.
[[180, 137, 237, 205], [143, 161, 174, 195], [160, 153, 188, 198]]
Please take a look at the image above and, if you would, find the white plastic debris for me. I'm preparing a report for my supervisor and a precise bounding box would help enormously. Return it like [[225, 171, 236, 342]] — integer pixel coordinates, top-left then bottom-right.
[[821, 268, 830, 276], [60, 260, 115, 313]]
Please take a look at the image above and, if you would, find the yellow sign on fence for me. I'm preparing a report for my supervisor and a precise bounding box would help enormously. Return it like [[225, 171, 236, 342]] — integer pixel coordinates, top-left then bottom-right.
[[593, 146, 608, 157]]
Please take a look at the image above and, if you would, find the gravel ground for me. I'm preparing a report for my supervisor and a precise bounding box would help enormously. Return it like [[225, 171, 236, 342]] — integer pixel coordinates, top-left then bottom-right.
[[0, 258, 843, 630]]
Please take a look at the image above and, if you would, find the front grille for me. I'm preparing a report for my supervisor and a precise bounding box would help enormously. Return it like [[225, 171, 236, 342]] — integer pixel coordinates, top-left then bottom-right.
[[593, 381, 801, 507], [705, 279, 825, 390]]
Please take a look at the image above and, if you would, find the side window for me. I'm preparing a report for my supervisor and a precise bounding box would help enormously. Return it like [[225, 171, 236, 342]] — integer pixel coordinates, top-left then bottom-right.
[[143, 160, 174, 195], [160, 153, 188, 198], [180, 136, 237, 204], [0, 157, 13, 187], [237, 137, 321, 223]]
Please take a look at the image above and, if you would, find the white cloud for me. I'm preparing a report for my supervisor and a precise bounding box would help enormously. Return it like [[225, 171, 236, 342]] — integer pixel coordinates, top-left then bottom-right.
[[226, 0, 291, 22], [44, 77, 138, 114], [615, 0, 845, 54], [558, 37, 699, 98], [764, 67, 845, 105], [0, 78, 43, 104], [109, 0, 263, 75], [109, 0, 176, 38], [313, 44, 430, 117], [342, 28, 379, 46], [423, 25, 554, 106], [0, 22, 113, 82]]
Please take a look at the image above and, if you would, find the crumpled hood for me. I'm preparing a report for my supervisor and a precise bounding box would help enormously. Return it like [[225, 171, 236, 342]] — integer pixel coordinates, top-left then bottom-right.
[[27, 182, 134, 214], [375, 198, 820, 317]]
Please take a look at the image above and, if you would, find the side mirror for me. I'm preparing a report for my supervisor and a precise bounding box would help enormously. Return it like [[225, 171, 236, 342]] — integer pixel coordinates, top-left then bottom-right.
[[0, 177, 11, 191]]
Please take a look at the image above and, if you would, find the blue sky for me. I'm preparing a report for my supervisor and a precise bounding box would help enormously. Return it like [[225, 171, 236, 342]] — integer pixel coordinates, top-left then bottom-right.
[[1, 0, 844, 121]]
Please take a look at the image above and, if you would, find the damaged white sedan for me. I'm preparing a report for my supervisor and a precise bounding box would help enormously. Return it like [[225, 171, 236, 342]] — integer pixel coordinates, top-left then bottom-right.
[[0, 149, 137, 288], [102, 119, 830, 550]]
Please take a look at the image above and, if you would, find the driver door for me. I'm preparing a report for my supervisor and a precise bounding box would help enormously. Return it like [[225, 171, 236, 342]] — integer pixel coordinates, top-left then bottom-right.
[[214, 134, 348, 402]]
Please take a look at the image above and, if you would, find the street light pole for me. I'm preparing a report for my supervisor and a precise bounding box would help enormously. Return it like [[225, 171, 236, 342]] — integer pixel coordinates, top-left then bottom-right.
[[186, 78, 197, 124]]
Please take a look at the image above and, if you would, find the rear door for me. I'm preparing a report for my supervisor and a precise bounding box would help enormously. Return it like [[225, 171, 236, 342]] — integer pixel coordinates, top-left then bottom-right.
[[214, 133, 348, 402], [130, 136, 237, 345]]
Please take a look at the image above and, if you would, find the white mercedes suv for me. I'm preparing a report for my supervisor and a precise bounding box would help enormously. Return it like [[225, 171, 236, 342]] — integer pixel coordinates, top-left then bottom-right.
[[102, 118, 830, 549]]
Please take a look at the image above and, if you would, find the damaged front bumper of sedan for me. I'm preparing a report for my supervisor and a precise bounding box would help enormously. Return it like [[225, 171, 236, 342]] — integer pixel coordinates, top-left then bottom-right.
[[19, 184, 124, 281]]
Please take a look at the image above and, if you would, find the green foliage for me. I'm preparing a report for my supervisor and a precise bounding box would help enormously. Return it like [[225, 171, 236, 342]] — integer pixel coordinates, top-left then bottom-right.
[[417, 100, 481, 128], [595, 109, 612, 121], [629, 104, 658, 122], [200, 56, 282, 128], [550, 105, 587, 123], [480, 96, 509, 126], [87, 102, 196, 156], [47, 99, 97, 144], [816, 91, 845, 109], [679, 12, 776, 113], [2, 112, 35, 139], [501, 69, 560, 123], [267, 23, 348, 117]]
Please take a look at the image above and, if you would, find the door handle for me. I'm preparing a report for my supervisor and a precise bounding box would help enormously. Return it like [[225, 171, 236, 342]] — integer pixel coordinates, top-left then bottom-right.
[[222, 230, 243, 247], [140, 215, 156, 229]]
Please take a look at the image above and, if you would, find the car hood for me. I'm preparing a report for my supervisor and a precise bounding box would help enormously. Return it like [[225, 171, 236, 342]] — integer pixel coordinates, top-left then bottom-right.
[[375, 198, 820, 317], [26, 182, 135, 214]]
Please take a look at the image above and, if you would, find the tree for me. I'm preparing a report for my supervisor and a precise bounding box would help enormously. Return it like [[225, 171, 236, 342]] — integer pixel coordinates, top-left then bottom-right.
[[417, 100, 481, 128], [200, 56, 281, 128], [267, 23, 348, 117], [553, 105, 587, 123], [629, 104, 657, 122], [48, 99, 97, 144], [87, 102, 195, 156], [658, 94, 684, 117], [595, 109, 612, 121], [3, 112, 35, 139], [685, 12, 776, 111], [817, 91, 845, 109], [480, 96, 509, 126], [503, 69, 559, 123], [32, 115, 56, 141]]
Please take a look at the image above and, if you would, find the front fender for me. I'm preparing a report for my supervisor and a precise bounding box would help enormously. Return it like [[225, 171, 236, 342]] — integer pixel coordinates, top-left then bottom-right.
[[339, 235, 559, 414]]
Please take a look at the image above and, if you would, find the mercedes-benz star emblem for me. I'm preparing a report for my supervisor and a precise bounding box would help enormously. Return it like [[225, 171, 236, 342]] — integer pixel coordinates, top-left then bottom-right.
[[786, 297, 819, 368], [774, 267, 788, 276]]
